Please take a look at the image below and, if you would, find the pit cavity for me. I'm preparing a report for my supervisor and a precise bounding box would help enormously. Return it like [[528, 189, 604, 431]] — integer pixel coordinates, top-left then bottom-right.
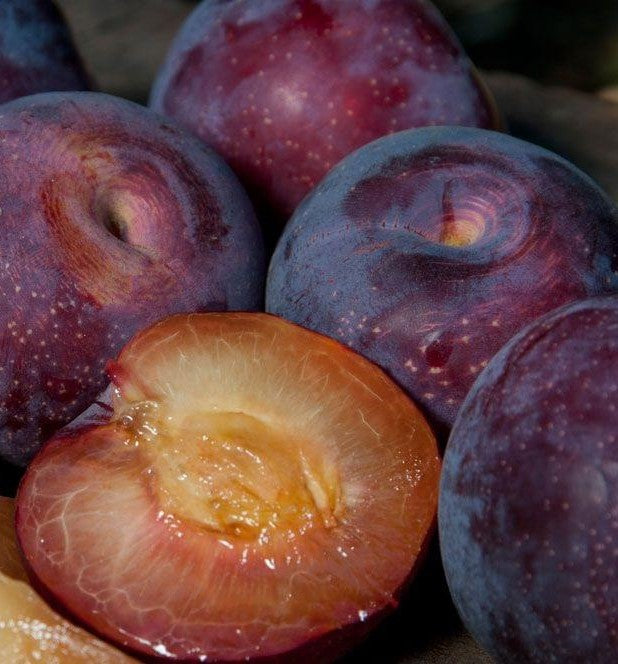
[[116, 401, 342, 539]]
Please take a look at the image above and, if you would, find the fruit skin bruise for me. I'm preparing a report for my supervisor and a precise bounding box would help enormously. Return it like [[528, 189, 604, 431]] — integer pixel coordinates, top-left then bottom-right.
[[16, 312, 440, 662]]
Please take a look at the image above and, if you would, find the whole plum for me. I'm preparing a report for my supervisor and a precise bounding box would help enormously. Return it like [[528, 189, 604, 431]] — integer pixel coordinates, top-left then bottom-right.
[[439, 296, 618, 663], [0, 92, 264, 466], [150, 0, 499, 232], [266, 127, 618, 435]]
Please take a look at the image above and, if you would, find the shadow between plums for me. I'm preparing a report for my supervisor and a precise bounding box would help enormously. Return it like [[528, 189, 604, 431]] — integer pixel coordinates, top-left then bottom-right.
[[341, 538, 492, 663], [0, 459, 22, 498]]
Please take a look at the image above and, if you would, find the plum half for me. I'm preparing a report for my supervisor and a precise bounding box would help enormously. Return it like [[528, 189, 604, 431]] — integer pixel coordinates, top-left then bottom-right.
[[0, 496, 136, 662], [266, 126, 618, 437], [150, 0, 499, 231], [439, 296, 618, 663], [0, 0, 89, 104], [0, 91, 265, 467], [16, 313, 440, 662]]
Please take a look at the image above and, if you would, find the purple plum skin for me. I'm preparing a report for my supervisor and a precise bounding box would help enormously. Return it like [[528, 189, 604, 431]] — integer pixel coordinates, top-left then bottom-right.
[[439, 296, 618, 663], [266, 126, 618, 436], [0, 91, 265, 467], [150, 0, 499, 230], [0, 0, 89, 104]]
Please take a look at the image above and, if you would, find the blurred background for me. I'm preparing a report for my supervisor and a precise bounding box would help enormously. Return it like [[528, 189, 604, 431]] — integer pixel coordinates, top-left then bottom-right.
[[440, 0, 618, 94]]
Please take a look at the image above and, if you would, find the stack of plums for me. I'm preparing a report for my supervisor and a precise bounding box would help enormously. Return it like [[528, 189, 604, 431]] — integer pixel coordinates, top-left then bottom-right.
[[1, 1, 617, 662]]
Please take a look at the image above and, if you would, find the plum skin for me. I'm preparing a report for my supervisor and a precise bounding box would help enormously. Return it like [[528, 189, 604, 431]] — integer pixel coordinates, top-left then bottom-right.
[[439, 296, 618, 663], [0, 91, 265, 467], [0, 0, 89, 103], [266, 126, 618, 437], [150, 0, 499, 230]]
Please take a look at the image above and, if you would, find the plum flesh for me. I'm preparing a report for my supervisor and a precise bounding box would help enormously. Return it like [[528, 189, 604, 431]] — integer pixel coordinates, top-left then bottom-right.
[[16, 312, 440, 662], [150, 0, 499, 230], [0, 0, 89, 103], [0, 91, 264, 466], [0, 497, 136, 662], [266, 126, 618, 436], [439, 296, 618, 663]]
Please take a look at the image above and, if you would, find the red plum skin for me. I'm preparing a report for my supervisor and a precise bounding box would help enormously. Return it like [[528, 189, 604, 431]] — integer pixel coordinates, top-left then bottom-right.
[[0, 92, 264, 466], [266, 127, 618, 435], [150, 0, 499, 228], [439, 296, 618, 663]]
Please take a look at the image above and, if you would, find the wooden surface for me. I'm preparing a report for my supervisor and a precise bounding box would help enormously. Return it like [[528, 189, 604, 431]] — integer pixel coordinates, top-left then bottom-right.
[[43, 1, 618, 663], [57, 0, 195, 103]]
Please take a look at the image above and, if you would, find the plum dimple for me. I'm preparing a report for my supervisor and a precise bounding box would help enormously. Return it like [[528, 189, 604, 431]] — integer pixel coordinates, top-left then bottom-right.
[[267, 127, 618, 435], [0, 92, 264, 466], [342, 148, 531, 255], [439, 296, 618, 663], [16, 312, 440, 662], [150, 0, 499, 230]]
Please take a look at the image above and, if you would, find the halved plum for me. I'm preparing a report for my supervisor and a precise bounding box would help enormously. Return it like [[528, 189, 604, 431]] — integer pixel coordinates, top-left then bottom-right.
[[0, 497, 136, 662], [16, 313, 440, 662]]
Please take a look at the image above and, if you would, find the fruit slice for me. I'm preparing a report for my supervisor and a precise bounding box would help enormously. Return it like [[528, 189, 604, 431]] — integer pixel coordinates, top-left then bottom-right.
[[16, 313, 440, 662], [0, 497, 136, 662]]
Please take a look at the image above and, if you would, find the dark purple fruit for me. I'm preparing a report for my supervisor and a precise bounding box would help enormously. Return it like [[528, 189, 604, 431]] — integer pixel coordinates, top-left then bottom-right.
[[266, 127, 618, 435], [439, 295, 618, 663]]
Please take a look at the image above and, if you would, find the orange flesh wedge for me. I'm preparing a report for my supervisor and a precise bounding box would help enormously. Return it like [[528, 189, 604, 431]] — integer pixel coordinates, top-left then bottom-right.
[[16, 313, 440, 661], [0, 497, 135, 663]]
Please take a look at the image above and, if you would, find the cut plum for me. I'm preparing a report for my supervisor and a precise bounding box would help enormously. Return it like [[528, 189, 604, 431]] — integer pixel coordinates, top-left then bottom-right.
[[16, 313, 440, 662], [0, 497, 135, 662]]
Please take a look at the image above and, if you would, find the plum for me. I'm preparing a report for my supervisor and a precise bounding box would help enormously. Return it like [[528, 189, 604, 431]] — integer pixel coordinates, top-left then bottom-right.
[[439, 295, 618, 662], [150, 0, 499, 232], [266, 126, 618, 436], [15, 312, 440, 662], [0, 496, 137, 661], [0, 91, 265, 467], [0, 0, 89, 104]]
